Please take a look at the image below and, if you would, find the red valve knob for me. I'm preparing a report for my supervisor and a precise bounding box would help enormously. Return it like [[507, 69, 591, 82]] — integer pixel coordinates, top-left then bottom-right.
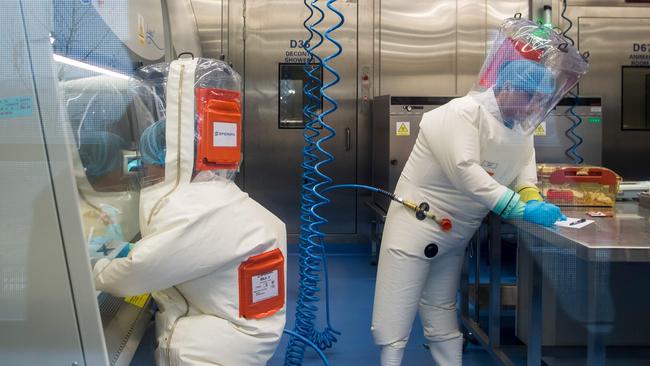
[[439, 218, 452, 232]]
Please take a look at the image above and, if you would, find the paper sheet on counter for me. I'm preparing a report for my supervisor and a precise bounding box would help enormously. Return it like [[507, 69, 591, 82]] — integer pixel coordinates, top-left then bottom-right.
[[556, 217, 594, 229]]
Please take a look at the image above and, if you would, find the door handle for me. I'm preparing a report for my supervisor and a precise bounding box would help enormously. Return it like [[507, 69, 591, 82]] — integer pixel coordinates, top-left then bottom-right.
[[345, 127, 351, 151]]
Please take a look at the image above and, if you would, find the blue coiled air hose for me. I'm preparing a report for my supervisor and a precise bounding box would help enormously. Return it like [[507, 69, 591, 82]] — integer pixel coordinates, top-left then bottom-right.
[[321, 184, 395, 197], [564, 93, 584, 164], [560, 0, 584, 164], [284, 1, 344, 365], [283, 329, 331, 366], [560, 0, 574, 46]]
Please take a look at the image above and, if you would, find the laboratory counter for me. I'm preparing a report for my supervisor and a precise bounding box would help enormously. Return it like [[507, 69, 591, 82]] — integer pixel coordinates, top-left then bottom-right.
[[510, 201, 650, 262], [460, 201, 650, 366]]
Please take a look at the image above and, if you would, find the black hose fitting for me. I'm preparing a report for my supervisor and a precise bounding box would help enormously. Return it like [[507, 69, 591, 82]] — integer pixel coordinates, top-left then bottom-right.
[[415, 202, 430, 221]]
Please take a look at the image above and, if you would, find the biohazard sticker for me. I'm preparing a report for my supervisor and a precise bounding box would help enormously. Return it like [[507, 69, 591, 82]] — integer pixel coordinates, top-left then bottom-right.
[[396, 122, 410, 136], [534, 122, 547, 136], [480, 160, 498, 176], [252, 270, 279, 303]]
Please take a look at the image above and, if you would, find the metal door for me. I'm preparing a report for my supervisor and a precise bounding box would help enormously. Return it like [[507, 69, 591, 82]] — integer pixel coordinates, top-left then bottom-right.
[[579, 17, 650, 179], [244, 0, 358, 235]]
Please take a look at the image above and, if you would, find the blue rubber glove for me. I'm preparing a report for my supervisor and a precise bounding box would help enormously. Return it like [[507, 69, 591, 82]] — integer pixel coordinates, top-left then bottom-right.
[[523, 201, 566, 227], [116, 243, 133, 258]]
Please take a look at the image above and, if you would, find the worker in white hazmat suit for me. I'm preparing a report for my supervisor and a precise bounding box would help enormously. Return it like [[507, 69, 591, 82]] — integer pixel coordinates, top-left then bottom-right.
[[62, 75, 140, 258], [75, 131, 137, 258], [93, 57, 287, 365], [371, 17, 589, 365]]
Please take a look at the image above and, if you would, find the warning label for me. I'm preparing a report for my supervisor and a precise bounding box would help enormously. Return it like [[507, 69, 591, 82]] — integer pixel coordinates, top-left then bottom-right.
[[125, 293, 150, 308], [396, 121, 410, 136], [534, 122, 547, 137], [0, 96, 32, 119], [252, 270, 279, 303]]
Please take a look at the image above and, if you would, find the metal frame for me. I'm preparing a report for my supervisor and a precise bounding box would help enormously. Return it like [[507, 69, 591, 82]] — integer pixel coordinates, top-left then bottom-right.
[[277, 62, 323, 129], [365, 200, 386, 265], [16, 2, 108, 363], [460, 215, 518, 366]]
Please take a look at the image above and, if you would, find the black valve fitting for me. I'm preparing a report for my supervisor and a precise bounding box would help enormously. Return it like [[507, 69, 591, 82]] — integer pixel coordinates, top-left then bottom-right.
[[415, 202, 429, 221]]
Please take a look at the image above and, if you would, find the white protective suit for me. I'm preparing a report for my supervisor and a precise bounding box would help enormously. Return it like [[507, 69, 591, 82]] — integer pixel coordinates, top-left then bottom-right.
[[94, 59, 287, 365], [372, 16, 590, 365], [371, 89, 537, 365]]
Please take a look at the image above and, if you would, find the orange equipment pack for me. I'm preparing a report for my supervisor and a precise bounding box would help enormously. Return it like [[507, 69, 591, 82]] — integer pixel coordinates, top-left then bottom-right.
[[238, 248, 285, 319], [195, 87, 242, 171]]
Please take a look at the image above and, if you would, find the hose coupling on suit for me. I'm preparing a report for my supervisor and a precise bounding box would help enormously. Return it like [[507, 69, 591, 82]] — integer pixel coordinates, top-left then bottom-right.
[[319, 184, 453, 232], [394, 196, 453, 232]]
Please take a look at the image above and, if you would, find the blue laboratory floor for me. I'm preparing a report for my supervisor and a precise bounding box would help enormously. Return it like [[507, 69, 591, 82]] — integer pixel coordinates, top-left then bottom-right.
[[268, 250, 495, 366], [131, 248, 497, 365]]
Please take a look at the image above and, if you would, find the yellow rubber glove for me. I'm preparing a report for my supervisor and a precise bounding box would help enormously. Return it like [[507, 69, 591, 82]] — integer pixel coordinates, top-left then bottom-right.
[[516, 184, 543, 203]]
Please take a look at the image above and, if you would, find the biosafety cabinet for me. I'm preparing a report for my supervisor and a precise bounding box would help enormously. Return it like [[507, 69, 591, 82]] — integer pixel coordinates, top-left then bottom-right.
[[0, 2, 158, 365]]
